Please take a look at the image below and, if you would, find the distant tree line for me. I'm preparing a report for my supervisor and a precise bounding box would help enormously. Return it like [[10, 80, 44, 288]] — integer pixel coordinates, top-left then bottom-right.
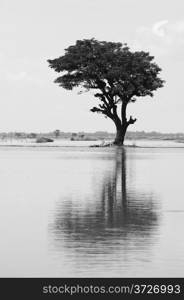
[[0, 130, 184, 141]]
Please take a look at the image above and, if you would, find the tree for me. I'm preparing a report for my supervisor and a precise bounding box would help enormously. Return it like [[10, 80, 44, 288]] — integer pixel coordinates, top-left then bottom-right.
[[48, 39, 164, 145], [28, 133, 37, 139], [53, 129, 60, 138], [14, 132, 23, 139]]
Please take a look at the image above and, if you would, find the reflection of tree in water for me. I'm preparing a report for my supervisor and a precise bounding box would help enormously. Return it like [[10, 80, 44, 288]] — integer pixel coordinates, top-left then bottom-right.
[[100, 149, 159, 231], [50, 148, 161, 268]]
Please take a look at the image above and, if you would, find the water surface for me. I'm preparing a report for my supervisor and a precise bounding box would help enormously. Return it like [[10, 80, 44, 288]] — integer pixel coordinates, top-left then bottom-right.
[[0, 146, 184, 277]]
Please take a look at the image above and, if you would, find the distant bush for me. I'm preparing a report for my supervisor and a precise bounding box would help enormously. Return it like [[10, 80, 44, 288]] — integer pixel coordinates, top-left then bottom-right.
[[36, 137, 54, 143]]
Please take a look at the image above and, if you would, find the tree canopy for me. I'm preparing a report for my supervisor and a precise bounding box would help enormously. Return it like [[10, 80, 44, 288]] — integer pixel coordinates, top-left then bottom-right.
[[48, 38, 164, 145]]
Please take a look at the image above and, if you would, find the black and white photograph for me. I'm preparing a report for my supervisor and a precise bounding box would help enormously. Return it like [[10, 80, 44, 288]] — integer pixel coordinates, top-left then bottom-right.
[[0, 0, 184, 297]]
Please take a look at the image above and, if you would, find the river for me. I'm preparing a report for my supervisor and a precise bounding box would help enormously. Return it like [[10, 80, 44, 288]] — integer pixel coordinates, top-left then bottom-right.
[[0, 146, 184, 277]]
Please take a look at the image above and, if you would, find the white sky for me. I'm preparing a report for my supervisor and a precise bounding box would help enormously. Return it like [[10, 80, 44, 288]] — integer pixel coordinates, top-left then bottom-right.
[[0, 0, 184, 133]]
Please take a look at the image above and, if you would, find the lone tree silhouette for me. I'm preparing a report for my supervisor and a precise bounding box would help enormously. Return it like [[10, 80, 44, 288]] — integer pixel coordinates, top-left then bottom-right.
[[48, 39, 164, 145]]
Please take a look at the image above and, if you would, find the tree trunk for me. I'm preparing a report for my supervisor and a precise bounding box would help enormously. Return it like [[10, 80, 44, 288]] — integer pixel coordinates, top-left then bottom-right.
[[114, 124, 128, 146]]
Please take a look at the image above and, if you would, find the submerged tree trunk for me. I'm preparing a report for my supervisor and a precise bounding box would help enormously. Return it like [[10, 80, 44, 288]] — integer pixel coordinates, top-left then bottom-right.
[[113, 101, 129, 146], [113, 124, 128, 146], [113, 99, 137, 145]]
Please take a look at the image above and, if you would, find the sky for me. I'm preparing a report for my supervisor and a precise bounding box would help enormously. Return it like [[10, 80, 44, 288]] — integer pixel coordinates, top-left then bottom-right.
[[0, 0, 184, 133]]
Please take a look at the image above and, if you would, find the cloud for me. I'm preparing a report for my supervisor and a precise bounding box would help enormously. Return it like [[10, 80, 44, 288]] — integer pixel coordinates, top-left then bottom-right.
[[133, 20, 184, 58], [152, 20, 169, 37]]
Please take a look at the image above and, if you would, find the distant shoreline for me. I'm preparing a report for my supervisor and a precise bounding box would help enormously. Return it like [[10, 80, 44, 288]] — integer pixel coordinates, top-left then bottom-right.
[[0, 144, 184, 149], [0, 136, 184, 149], [1, 130, 184, 143]]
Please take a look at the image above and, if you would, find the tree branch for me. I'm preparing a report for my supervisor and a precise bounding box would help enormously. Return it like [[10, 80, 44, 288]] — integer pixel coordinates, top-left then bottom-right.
[[90, 106, 114, 119], [94, 93, 110, 110], [127, 115, 137, 125], [94, 80, 122, 125], [121, 101, 127, 124]]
